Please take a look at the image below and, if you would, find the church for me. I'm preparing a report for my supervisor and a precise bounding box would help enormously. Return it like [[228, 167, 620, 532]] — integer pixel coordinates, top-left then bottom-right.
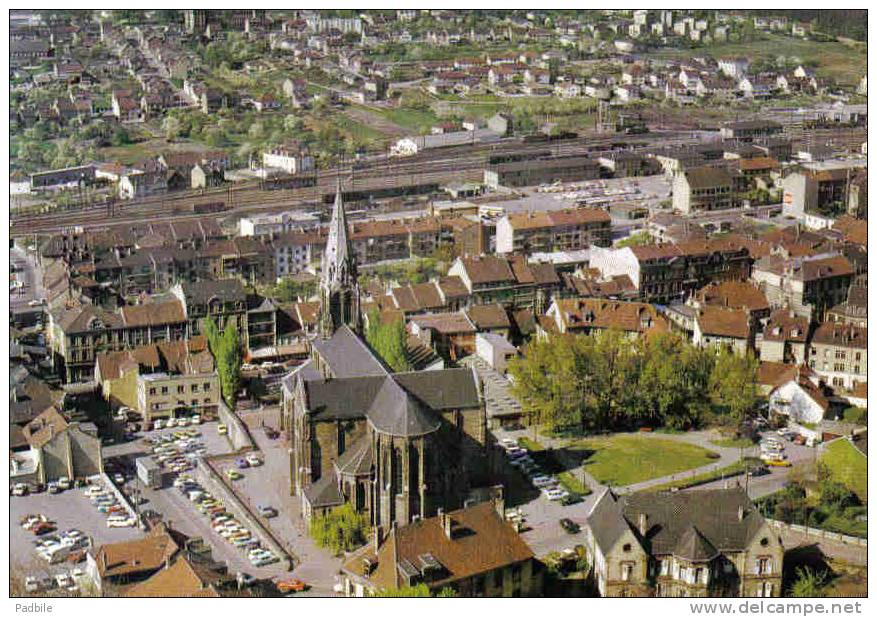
[[280, 184, 492, 531]]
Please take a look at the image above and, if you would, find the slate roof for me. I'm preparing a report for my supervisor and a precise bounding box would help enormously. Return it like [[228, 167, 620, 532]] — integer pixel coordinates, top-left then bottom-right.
[[335, 435, 374, 477], [180, 279, 247, 305], [310, 325, 388, 378], [673, 526, 719, 562], [303, 469, 345, 509], [367, 377, 441, 437], [622, 489, 767, 555]]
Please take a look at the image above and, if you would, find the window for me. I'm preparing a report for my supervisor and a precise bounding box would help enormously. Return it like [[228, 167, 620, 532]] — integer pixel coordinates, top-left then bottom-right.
[[756, 558, 771, 575], [191, 384, 199, 392], [621, 563, 633, 582], [203, 382, 211, 391], [149, 388, 156, 396], [760, 537, 769, 546], [177, 385, 185, 394], [161, 386, 168, 395], [493, 570, 502, 589]]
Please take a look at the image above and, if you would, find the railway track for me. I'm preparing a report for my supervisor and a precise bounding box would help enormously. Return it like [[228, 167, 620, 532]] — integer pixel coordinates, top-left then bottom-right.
[[9, 130, 706, 236]]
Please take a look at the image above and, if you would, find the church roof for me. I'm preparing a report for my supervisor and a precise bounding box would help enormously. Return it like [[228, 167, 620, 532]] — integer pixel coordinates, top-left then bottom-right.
[[335, 434, 374, 477], [310, 325, 388, 378], [367, 377, 441, 437], [303, 469, 345, 509]]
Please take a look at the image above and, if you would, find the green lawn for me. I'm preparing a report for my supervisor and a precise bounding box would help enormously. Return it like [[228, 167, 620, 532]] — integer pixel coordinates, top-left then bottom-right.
[[821, 439, 868, 503], [572, 435, 717, 487], [377, 107, 440, 133], [651, 33, 866, 85]]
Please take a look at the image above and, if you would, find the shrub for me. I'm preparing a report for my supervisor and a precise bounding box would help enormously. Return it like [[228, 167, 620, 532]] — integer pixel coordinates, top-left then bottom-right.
[[309, 503, 369, 554]]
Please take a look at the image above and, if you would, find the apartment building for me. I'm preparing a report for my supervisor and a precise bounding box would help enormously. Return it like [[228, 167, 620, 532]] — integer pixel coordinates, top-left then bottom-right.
[[672, 166, 736, 214], [48, 299, 188, 383], [495, 208, 611, 254], [808, 322, 867, 390], [589, 240, 752, 303], [484, 157, 602, 189], [751, 254, 854, 319]]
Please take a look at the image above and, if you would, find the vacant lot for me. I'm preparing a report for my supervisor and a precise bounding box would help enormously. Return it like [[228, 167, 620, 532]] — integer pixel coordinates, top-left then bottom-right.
[[573, 435, 716, 487], [821, 438, 867, 503]]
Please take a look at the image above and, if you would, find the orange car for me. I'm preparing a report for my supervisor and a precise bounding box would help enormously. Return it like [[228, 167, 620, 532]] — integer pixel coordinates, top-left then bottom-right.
[[276, 579, 308, 594]]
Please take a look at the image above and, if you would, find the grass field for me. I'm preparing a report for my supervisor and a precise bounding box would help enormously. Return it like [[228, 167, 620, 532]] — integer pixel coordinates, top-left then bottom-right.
[[643, 460, 748, 493], [651, 34, 866, 85], [821, 439, 867, 503], [572, 435, 717, 487]]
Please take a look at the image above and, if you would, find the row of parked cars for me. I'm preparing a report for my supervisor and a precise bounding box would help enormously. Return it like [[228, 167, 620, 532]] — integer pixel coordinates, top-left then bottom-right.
[[24, 570, 85, 595], [173, 475, 280, 568], [147, 428, 207, 475], [84, 482, 137, 527], [759, 436, 792, 467], [500, 438, 578, 504]]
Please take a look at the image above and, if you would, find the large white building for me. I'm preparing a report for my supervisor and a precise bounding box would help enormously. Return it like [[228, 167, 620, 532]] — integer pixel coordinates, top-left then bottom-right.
[[238, 210, 321, 237], [261, 144, 315, 175]]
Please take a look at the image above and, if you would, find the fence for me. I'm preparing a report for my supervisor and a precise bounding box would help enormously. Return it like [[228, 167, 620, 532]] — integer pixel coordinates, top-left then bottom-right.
[[766, 518, 867, 547]]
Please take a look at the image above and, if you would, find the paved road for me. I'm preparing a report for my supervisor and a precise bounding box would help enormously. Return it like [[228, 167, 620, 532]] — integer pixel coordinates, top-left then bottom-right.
[[10, 245, 43, 311]]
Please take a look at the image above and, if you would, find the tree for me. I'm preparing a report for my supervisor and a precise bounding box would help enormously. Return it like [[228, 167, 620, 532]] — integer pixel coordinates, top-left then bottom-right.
[[309, 503, 369, 553], [709, 348, 759, 422], [162, 116, 182, 142], [271, 277, 317, 302], [110, 126, 131, 146], [218, 321, 242, 409], [372, 584, 457, 597], [365, 310, 412, 372], [791, 567, 827, 598]]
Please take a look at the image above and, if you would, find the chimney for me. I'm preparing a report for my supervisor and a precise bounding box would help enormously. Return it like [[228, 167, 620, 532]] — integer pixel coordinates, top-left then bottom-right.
[[638, 513, 648, 536], [737, 505, 745, 521]]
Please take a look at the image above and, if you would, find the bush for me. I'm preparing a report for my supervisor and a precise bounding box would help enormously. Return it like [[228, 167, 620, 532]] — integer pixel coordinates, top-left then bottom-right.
[[842, 406, 867, 425], [309, 503, 369, 554]]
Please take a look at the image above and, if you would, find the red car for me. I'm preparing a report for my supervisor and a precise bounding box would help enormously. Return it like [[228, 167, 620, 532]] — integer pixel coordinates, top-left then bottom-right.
[[31, 522, 55, 535], [276, 579, 308, 594]]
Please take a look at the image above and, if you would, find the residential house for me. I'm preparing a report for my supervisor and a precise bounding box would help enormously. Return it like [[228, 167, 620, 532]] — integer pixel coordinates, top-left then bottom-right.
[[585, 488, 783, 598], [808, 322, 867, 390]]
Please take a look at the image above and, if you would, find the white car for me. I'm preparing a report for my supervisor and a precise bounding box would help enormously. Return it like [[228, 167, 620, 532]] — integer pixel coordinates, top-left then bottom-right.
[[506, 446, 527, 458], [532, 475, 558, 488], [499, 438, 518, 450], [107, 516, 136, 528], [191, 415, 202, 425], [543, 487, 569, 501], [246, 454, 263, 466], [165, 418, 177, 428], [153, 419, 164, 430]]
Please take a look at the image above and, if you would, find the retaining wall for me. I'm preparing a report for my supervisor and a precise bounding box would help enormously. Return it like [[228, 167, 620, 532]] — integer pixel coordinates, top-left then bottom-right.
[[766, 518, 867, 547], [193, 457, 295, 571]]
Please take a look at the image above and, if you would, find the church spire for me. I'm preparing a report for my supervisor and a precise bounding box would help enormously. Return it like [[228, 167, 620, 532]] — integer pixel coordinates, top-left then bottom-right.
[[319, 179, 361, 338]]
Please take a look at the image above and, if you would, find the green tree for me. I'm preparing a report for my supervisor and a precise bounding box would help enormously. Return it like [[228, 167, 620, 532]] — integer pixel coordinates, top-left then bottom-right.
[[218, 321, 242, 409], [271, 277, 317, 302], [372, 584, 457, 597], [791, 567, 828, 598], [365, 310, 412, 372], [709, 348, 759, 422], [110, 126, 131, 146], [309, 503, 369, 553], [162, 116, 182, 142]]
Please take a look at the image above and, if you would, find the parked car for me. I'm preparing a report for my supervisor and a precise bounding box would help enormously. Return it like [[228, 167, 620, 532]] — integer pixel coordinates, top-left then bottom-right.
[[276, 579, 309, 594], [559, 518, 580, 534], [235, 458, 250, 469], [12, 483, 29, 496], [246, 454, 262, 466], [225, 469, 243, 481], [561, 493, 584, 506], [543, 487, 569, 501], [107, 516, 136, 528], [257, 505, 277, 518], [218, 423, 228, 435]]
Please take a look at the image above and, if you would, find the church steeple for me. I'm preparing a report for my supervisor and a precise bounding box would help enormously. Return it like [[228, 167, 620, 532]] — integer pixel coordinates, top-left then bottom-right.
[[319, 179, 361, 338]]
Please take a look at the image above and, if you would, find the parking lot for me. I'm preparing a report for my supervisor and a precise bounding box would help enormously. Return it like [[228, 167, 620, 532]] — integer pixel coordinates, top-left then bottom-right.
[[10, 485, 144, 591], [231, 406, 343, 596]]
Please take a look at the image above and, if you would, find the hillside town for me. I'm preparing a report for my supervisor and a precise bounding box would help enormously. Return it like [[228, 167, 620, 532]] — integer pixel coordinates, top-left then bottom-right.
[[7, 8, 868, 603]]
